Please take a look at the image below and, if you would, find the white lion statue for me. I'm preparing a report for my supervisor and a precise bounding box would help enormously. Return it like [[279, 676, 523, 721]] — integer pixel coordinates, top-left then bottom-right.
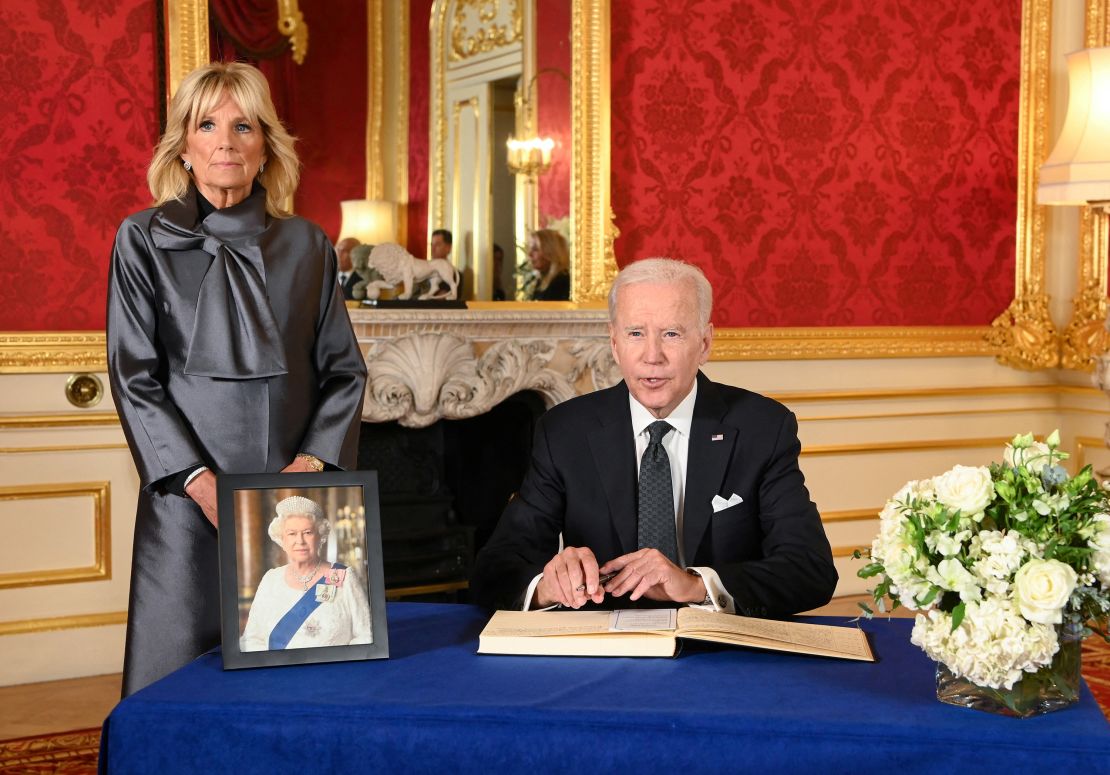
[[360, 243, 459, 301]]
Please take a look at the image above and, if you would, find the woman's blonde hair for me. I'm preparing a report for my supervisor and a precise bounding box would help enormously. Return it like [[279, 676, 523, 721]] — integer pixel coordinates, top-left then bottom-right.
[[147, 62, 299, 217], [531, 229, 569, 291]]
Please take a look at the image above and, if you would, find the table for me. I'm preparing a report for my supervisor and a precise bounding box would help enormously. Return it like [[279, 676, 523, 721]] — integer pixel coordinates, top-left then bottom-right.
[[100, 603, 1110, 774]]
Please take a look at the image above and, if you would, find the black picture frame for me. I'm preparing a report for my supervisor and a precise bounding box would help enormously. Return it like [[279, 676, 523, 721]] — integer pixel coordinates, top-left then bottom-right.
[[216, 470, 388, 669]]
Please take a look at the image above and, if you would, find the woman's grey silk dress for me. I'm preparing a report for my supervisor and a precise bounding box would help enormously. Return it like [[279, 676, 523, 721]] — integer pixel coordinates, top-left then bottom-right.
[[107, 184, 367, 696]]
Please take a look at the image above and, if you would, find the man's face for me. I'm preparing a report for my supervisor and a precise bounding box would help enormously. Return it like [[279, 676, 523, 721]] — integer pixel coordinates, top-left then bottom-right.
[[431, 234, 450, 259], [336, 238, 357, 272], [610, 280, 712, 419]]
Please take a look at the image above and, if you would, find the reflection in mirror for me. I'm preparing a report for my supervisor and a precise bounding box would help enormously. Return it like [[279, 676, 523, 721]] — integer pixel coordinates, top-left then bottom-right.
[[431, 0, 571, 301]]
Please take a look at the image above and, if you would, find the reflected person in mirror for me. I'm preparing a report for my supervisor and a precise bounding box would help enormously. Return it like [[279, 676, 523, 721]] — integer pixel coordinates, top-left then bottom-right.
[[472, 258, 837, 616], [431, 228, 452, 260], [335, 236, 360, 300], [107, 62, 366, 696], [527, 229, 570, 300]]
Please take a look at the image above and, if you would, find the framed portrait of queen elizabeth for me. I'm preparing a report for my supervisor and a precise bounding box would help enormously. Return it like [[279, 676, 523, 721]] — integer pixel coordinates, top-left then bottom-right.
[[216, 470, 388, 669]]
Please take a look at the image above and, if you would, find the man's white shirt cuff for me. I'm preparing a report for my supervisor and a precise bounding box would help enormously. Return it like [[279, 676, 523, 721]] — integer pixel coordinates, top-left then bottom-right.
[[687, 566, 735, 613]]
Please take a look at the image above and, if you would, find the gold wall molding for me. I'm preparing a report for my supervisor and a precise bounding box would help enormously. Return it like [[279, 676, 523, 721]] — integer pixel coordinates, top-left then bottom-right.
[[0, 333, 106, 374], [987, 0, 1057, 370], [768, 384, 1101, 403], [0, 413, 119, 429], [801, 437, 1008, 457], [0, 482, 111, 590], [394, 2, 410, 242], [1074, 435, 1104, 473], [0, 443, 128, 455], [367, 0, 385, 200], [164, 0, 209, 99], [1061, 0, 1110, 371], [821, 508, 880, 524], [450, 0, 522, 61], [572, 0, 616, 301], [796, 405, 1110, 424], [0, 610, 127, 637], [711, 327, 993, 361]]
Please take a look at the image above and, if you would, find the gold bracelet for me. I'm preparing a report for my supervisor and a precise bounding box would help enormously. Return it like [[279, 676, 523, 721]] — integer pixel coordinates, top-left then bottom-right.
[[295, 453, 324, 471]]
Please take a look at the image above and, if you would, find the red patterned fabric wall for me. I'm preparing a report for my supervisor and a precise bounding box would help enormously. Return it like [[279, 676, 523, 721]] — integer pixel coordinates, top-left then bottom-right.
[[407, 0, 433, 256], [611, 0, 1021, 327], [288, 0, 367, 241], [537, 0, 572, 225], [0, 0, 157, 331]]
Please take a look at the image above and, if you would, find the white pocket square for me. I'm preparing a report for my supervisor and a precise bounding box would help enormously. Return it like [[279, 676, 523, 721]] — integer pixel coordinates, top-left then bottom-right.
[[711, 493, 743, 513]]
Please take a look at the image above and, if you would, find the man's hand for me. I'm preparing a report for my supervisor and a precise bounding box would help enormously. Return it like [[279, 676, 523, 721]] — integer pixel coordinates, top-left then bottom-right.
[[185, 470, 218, 527], [535, 546, 606, 609], [600, 549, 706, 604]]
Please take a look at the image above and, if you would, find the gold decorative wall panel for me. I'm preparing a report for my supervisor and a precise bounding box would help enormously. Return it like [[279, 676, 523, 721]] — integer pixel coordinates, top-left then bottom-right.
[[0, 333, 106, 374], [0, 413, 119, 429], [711, 326, 993, 361], [450, 0, 522, 61], [1061, 0, 1110, 371], [0, 482, 111, 590], [0, 611, 127, 637], [987, 0, 1057, 370], [165, 0, 209, 99]]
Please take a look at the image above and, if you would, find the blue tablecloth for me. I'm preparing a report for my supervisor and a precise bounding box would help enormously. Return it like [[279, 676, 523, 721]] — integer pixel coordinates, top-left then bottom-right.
[[100, 602, 1110, 774]]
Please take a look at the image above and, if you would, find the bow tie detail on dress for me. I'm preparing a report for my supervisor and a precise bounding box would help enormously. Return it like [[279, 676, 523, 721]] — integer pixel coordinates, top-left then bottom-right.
[[150, 187, 288, 380]]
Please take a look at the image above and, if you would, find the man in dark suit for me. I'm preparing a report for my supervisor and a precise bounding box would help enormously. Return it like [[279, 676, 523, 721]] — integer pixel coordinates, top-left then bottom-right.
[[471, 258, 837, 616], [335, 237, 360, 300]]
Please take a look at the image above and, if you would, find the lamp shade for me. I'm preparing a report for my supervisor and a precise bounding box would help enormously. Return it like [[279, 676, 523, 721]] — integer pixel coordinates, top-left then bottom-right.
[[338, 199, 396, 245], [1038, 47, 1110, 205]]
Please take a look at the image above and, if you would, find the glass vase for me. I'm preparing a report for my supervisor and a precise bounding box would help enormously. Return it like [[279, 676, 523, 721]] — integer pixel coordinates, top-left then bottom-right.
[[935, 623, 1083, 717]]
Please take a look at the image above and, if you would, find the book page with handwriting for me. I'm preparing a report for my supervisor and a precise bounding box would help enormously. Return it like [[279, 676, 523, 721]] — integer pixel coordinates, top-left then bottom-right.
[[676, 608, 874, 661]]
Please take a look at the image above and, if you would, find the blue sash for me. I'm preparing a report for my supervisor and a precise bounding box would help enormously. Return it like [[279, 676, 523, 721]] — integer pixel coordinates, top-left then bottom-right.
[[269, 563, 347, 650]]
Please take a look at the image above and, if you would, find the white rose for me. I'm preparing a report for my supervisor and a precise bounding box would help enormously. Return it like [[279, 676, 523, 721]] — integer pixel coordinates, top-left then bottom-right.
[[1088, 514, 1110, 587], [1003, 441, 1053, 473], [933, 465, 994, 516], [1013, 559, 1077, 624]]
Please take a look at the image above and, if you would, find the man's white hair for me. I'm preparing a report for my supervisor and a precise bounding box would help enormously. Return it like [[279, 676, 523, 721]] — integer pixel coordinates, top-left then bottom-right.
[[607, 258, 713, 329], [267, 495, 331, 547]]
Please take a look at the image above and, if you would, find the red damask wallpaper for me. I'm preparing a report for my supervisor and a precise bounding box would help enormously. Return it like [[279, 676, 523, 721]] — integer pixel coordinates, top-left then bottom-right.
[[286, 0, 367, 240], [610, 0, 1021, 326], [0, 0, 157, 331], [537, 0, 572, 225], [407, 0, 432, 256]]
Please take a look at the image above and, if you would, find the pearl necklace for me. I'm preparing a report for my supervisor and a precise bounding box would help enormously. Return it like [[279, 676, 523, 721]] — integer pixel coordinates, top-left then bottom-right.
[[294, 561, 321, 591]]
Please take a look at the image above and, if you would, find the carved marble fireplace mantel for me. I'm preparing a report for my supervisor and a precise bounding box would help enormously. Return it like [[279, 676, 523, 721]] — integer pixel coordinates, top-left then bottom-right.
[[348, 307, 620, 428]]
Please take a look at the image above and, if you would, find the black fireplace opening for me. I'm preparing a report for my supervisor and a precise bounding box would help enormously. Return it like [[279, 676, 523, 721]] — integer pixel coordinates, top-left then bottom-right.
[[356, 390, 546, 602]]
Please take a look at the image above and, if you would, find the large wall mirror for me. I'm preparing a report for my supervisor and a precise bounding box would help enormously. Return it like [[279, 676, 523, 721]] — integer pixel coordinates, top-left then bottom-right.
[[165, 0, 615, 304]]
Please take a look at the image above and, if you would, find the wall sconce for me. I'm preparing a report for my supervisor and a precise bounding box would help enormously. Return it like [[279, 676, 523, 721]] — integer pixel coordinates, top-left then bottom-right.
[[506, 67, 569, 178], [506, 136, 555, 176], [338, 199, 396, 245]]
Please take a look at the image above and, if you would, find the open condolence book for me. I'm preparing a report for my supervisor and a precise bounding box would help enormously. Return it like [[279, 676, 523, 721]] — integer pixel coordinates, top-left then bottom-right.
[[478, 607, 875, 661]]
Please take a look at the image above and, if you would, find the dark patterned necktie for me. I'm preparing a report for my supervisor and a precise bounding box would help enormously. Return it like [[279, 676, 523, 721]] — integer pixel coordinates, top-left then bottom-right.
[[637, 420, 678, 564]]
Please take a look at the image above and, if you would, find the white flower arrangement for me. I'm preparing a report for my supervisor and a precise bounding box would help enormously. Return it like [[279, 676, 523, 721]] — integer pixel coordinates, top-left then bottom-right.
[[859, 431, 1110, 691]]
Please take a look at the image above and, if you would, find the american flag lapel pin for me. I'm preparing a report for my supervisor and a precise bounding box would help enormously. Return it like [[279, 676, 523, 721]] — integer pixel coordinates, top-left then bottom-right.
[[711, 433, 724, 441]]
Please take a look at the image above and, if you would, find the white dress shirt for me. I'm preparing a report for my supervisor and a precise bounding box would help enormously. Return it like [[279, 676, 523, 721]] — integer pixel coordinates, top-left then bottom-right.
[[523, 381, 735, 612]]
